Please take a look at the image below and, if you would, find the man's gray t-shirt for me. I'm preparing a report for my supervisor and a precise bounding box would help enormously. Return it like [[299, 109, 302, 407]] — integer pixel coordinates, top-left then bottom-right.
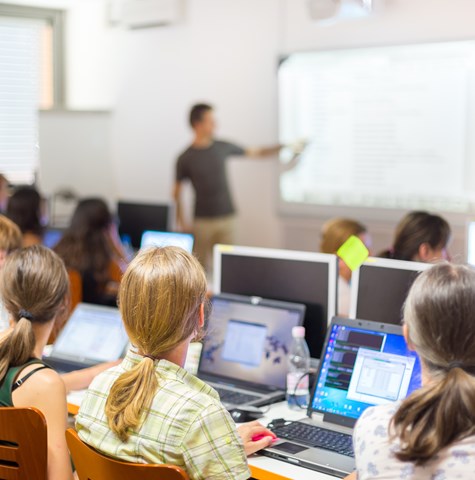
[[176, 140, 245, 218]]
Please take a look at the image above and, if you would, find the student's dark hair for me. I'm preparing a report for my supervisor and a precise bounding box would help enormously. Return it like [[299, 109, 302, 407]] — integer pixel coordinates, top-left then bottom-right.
[[391, 263, 475, 464], [54, 198, 114, 282], [0, 246, 69, 381], [6, 187, 43, 236], [379, 211, 451, 261], [189, 103, 213, 127]]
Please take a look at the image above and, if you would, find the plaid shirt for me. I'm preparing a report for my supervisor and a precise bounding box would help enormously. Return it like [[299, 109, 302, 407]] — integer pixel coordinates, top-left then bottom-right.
[[76, 350, 250, 480]]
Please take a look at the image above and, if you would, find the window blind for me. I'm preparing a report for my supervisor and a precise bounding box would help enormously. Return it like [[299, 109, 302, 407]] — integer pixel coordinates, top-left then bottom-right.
[[0, 16, 41, 185]]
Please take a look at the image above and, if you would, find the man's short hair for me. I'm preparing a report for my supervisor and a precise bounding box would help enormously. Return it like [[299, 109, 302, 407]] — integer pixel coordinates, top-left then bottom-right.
[[0, 215, 22, 253], [189, 103, 213, 128]]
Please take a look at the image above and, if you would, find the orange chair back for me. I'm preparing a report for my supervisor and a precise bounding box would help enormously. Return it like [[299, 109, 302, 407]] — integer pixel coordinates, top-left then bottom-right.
[[66, 429, 189, 480], [68, 268, 83, 311], [48, 268, 83, 344], [0, 407, 47, 480]]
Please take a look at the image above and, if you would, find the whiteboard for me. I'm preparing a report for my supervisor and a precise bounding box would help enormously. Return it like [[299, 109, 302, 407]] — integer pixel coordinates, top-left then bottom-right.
[[278, 40, 475, 214]]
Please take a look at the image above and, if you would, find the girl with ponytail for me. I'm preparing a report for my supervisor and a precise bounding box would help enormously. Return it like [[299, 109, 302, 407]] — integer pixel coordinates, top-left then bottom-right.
[[346, 263, 475, 480], [0, 245, 74, 479], [76, 247, 276, 479]]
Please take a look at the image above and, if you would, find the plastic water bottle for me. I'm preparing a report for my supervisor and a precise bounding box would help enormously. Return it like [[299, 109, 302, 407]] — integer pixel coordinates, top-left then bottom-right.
[[286, 326, 311, 411]]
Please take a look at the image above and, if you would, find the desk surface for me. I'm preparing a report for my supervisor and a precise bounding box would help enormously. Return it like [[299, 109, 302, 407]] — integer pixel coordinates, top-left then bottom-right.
[[67, 392, 337, 480]]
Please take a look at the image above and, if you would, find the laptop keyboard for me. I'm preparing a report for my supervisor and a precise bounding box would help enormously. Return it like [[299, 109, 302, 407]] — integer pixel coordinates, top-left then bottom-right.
[[214, 387, 261, 405], [271, 422, 354, 457]]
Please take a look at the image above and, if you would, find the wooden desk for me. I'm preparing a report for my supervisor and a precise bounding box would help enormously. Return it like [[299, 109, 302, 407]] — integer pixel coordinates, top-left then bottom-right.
[[67, 392, 337, 480]]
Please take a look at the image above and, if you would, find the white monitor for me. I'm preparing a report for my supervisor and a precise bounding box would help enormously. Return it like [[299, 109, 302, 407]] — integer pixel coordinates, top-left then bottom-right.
[[140, 230, 194, 253], [350, 257, 431, 325], [467, 221, 475, 266], [213, 244, 338, 358]]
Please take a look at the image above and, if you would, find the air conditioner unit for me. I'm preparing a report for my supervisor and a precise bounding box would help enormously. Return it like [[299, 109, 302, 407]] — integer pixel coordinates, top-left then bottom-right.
[[117, 0, 185, 29], [307, 0, 384, 21]]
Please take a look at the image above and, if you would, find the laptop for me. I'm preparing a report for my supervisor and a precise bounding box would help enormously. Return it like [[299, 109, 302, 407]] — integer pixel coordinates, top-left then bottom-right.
[[140, 230, 194, 253], [45, 303, 130, 373], [262, 317, 422, 478], [198, 294, 306, 409]]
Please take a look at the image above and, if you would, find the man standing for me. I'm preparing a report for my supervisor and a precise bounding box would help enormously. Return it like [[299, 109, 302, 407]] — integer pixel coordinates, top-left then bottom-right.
[[174, 103, 283, 272]]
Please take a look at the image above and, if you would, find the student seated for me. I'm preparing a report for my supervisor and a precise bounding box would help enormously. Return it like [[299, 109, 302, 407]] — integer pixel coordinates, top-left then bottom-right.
[[0, 215, 22, 331], [54, 198, 127, 306], [379, 211, 451, 262], [76, 247, 275, 479], [6, 186, 46, 247], [320, 218, 371, 316], [345, 263, 475, 480], [0, 244, 117, 390], [0, 246, 74, 479]]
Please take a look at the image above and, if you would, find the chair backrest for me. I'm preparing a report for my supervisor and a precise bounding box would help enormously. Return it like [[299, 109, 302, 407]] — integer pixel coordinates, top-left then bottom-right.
[[48, 268, 82, 344], [66, 429, 189, 480], [0, 407, 48, 480]]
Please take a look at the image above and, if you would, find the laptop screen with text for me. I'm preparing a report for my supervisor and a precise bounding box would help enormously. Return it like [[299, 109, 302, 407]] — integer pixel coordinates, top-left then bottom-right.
[[311, 321, 421, 421]]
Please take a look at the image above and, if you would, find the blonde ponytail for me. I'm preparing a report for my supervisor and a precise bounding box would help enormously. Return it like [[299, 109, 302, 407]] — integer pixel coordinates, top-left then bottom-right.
[[106, 358, 158, 441], [392, 263, 475, 464], [104, 247, 207, 441]]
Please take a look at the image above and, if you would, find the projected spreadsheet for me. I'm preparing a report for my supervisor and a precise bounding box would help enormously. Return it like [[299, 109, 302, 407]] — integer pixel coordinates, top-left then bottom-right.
[[278, 41, 475, 212]]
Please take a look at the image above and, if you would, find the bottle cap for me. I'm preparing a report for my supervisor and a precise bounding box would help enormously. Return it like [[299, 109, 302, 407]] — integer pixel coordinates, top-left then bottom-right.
[[292, 326, 306, 338]]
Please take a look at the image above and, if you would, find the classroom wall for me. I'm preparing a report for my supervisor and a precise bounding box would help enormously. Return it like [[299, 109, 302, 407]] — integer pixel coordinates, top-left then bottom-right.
[[27, 0, 475, 257], [110, 0, 282, 247]]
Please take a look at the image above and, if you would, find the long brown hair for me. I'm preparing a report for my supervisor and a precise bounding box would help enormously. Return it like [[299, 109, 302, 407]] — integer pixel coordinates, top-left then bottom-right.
[[380, 211, 450, 261], [0, 246, 69, 380], [391, 263, 475, 464], [54, 198, 115, 282], [105, 247, 208, 441]]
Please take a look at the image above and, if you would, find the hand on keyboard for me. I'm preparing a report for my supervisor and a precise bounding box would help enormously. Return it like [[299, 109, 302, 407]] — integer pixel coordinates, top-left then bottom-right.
[[237, 421, 277, 456]]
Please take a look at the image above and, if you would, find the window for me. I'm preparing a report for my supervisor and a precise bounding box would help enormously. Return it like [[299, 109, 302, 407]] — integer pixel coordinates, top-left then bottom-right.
[[0, 4, 64, 185]]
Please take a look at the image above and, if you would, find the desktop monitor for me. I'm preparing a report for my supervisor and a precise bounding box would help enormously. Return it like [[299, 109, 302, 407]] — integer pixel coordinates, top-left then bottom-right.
[[117, 201, 173, 249], [349, 257, 431, 325], [213, 245, 338, 359], [140, 230, 194, 253]]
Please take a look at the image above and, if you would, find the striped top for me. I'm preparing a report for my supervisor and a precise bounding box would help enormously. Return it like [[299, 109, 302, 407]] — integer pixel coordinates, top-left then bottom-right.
[[76, 349, 250, 480]]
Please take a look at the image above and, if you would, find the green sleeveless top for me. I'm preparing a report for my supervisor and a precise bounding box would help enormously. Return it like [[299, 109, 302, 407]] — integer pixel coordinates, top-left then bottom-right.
[[0, 359, 51, 406]]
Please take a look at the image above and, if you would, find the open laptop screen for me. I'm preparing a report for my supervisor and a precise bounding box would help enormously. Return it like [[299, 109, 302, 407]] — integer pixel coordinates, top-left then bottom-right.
[[199, 295, 305, 390], [52, 304, 129, 363], [140, 230, 194, 253], [311, 320, 421, 422]]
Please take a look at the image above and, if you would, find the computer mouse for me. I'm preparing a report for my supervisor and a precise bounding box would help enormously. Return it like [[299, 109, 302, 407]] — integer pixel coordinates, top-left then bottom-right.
[[229, 406, 264, 423]]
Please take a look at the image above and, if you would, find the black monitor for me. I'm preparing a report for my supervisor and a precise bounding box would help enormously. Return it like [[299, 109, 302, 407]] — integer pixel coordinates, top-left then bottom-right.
[[350, 257, 430, 325], [213, 245, 338, 359], [117, 201, 173, 249]]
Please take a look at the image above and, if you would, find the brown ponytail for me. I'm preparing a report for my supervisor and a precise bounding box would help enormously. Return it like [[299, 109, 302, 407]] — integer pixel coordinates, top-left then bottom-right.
[[391, 263, 475, 464], [0, 246, 69, 380], [105, 247, 207, 441]]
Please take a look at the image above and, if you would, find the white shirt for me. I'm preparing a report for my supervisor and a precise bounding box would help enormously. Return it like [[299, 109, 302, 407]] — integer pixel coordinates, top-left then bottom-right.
[[354, 403, 475, 479], [338, 276, 351, 317], [0, 301, 9, 332]]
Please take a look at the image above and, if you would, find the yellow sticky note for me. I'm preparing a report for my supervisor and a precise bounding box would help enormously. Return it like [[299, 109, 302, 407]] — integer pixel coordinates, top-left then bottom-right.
[[337, 235, 369, 271], [217, 244, 234, 253]]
